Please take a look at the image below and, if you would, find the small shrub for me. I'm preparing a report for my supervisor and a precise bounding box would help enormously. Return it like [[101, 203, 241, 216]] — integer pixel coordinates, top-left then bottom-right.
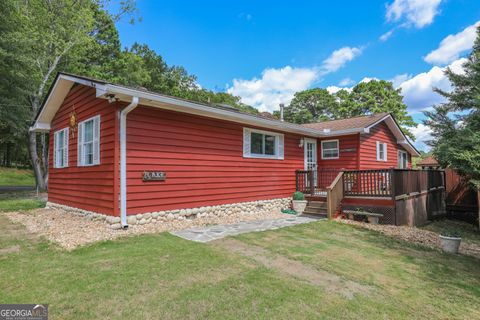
[[440, 229, 461, 238], [292, 191, 305, 201]]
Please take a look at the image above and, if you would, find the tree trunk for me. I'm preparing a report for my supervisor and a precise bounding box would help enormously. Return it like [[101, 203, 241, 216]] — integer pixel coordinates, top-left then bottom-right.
[[477, 191, 480, 230], [5, 143, 11, 167], [28, 131, 46, 190]]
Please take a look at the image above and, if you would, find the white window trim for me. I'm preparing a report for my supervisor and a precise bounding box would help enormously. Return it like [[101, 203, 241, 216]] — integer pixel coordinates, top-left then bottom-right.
[[243, 127, 284, 160], [376, 141, 388, 162], [398, 150, 408, 169], [78, 115, 101, 167], [321, 139, 339, 160], [54, 127, 69, 168]]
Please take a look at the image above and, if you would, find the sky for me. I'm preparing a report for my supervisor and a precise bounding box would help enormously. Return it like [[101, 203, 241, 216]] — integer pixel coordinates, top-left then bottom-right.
[[116, 0, 480, 151]]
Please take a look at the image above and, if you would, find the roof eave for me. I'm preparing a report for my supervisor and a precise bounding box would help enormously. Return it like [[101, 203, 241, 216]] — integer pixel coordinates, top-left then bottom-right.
[[100, 83, 324, 137]]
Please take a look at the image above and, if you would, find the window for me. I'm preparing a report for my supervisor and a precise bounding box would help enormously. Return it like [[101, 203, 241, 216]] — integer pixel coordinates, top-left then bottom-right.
[[243, 128, 284, 159], [54, 128, 69, 168], [78, 115, 100, 166], [398, 150, 408, 169], [321, 140, 339, 159], [376, 141, 387, 161]]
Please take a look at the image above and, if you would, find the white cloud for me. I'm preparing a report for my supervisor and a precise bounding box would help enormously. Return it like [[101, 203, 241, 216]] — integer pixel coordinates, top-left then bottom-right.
[[380, 29, 395, 42], [397, 58, 467, 112], [386, 0, 442, 29], [227, 46, 362, 112], [339, 78, 355, 86], [326, 86, 352, 94], [227, 66, 318, 112], [410, 123, 433, 151], [424, 21, 480, 65], [359, 77, 378, 83], [390, 73, 412, 87], [320, 47, 362, 75], [238, 13, 253, 21]]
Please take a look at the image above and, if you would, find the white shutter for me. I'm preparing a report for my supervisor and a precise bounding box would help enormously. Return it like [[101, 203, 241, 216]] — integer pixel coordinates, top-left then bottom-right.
[[277, 134, 284, 160], [77, 122, 83, 166], [93, 116, 100, 165], [53, 131, 58, 168], [376, 141, 380, 161], [63, 128, 69, 167], [243, 128, 251, 157]]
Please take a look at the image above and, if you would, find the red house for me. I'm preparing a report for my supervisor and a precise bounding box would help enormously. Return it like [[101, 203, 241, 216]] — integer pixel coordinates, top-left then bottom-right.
[[31, 73, 420, 228]]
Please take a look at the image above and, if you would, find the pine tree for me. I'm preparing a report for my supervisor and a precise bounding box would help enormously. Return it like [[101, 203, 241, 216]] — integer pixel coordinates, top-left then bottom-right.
[[424, 25, 480, 227]]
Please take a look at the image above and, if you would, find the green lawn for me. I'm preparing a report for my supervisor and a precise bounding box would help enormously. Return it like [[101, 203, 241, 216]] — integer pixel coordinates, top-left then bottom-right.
[[0, 167, 35, 186], [0, 192, 45, 212], [0, 214, 479, 319]]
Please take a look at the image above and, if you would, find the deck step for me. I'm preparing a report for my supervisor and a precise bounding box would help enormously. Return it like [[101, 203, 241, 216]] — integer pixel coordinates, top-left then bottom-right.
[[307, 201, 327, 209], [303, 207, 328, 215], [302, 211, 328, 218]]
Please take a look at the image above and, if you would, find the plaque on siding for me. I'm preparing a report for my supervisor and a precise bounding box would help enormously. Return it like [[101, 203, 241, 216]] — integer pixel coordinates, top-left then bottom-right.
[[143, 171, 166, 181], [341, 148, 357, 153]]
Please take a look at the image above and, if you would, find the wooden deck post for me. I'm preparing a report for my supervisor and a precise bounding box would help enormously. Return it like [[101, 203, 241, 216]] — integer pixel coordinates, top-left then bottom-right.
[[309, 170, 315, 196]]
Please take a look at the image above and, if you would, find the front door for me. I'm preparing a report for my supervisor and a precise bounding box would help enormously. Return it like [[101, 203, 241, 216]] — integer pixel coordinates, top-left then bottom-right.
[[304, 138, 317, 187]]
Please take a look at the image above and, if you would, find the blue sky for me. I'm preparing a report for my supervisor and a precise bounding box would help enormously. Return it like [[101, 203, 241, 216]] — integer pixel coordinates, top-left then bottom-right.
[[116, 0, 480, 150]]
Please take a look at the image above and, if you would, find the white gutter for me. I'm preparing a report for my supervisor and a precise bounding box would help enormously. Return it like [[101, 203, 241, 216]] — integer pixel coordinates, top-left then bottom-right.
[[120, 96, 139, 228]]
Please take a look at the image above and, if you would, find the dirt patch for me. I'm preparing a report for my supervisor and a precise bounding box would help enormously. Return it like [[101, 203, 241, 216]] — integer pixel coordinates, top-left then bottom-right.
[[3, 207, 285, 250], [0, 245, 20, 255], [338, 219, 480, 260], [214, 238, 371, 299]]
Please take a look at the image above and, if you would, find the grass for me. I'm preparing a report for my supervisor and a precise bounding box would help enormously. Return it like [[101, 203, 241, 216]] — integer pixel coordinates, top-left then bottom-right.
[[0, 167, 35, 186], [0, 192, 46, 212], [0, 215, 479, 319], [422, 219, 480, 246], [0, 198, 45, 212]]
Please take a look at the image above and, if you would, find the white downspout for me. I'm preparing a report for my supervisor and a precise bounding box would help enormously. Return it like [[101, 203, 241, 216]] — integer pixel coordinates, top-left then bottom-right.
[[120, 96, 139, 228]]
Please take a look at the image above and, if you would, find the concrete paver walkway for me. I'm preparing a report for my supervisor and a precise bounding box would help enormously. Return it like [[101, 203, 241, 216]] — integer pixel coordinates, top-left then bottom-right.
[[171, 215, 321, 242]]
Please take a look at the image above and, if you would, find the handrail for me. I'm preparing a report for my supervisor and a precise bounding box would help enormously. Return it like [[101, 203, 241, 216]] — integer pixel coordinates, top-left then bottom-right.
[[326, 171, 344, 219]]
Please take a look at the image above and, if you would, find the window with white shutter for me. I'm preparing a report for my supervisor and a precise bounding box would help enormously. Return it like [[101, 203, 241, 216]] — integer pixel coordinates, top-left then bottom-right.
[[78, 115, 101, 166], [54, 128, 69, 168], [243, 127, 284, 160]]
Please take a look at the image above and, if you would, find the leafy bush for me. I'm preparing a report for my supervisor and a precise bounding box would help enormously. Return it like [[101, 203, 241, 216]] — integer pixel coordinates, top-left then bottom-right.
[[440, 229, 461, 238], [292, 191, 305, 201]]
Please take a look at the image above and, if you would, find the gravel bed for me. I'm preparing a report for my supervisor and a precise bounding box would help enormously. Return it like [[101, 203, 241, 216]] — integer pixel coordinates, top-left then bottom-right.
[[4, 208, 285, 250], [338, 219, 480, 259]]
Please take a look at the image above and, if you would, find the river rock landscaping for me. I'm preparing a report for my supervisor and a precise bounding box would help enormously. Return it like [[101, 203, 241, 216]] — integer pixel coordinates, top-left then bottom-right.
[[4, 199, 290, 250]]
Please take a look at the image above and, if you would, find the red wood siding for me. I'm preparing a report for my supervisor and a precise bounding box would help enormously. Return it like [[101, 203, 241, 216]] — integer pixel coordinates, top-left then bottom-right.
[[317, 134, 360, 170], [48, 85, 119, 215], [126, 106, 309, 214], [359, 122, 411, 169]]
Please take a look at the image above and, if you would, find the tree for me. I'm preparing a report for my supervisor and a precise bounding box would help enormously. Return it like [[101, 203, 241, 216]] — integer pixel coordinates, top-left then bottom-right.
[[424, 25, 480, 227], [0, 1, 254, 188], [337, 80, 416, 139], [282, 88, 339, 124], [280, 81, 416, 139], [0, 0, 137, 189]]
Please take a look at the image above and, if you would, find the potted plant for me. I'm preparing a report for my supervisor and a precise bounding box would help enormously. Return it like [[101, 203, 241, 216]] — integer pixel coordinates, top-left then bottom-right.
[[292, 191, 307, 215], [439, 230, 461, 254]]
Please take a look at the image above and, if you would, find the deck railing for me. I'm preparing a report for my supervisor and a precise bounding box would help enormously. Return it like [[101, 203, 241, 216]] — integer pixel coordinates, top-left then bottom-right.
[[327, 172, 344, 218], [343, 169, 393, 197], [295, 168, 342, 196], [393, 169, 444, 196], [296, 168, 445, 198]]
